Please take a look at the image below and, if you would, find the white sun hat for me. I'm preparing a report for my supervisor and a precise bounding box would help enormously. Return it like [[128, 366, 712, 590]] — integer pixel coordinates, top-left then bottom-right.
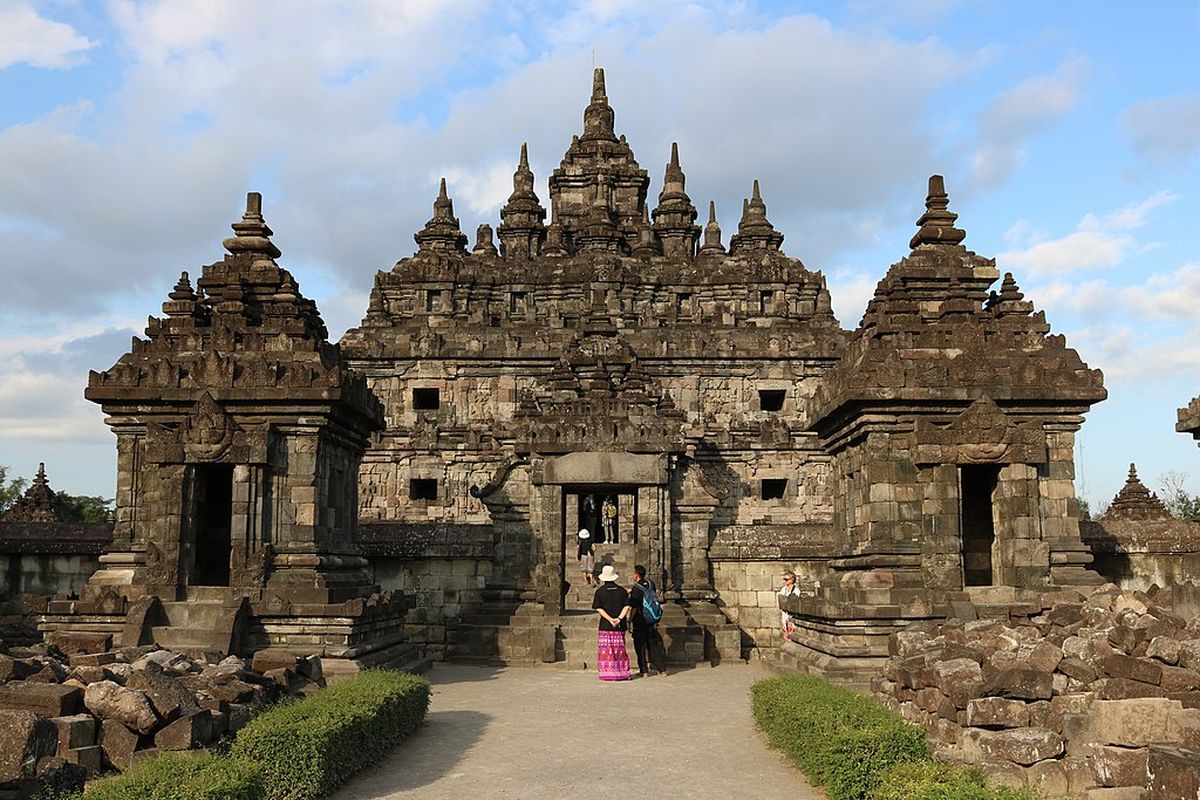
[[578, 528, 590, 538], [598, 565, 619, 582]]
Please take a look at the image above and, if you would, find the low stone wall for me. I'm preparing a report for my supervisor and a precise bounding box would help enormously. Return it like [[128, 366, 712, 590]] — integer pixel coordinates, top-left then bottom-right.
[[873, 584, 1200, 798], [709, 523, 831, 650], [361, 522, 494, 661], [0, 522, 111, 598], [1082, 518, 1200, 592]]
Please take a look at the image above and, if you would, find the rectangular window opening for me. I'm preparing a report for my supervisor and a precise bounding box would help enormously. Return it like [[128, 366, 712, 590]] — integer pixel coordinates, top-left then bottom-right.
[[676, 293, 692, 315], [761, 478, 788, 501], [759, 389, 786, 412], [510, 291, 527, 312], [759, 289, 773, 314], [410, 478, 438, 501], [425, 290, 438, 312], [412, 387, 440, 411]]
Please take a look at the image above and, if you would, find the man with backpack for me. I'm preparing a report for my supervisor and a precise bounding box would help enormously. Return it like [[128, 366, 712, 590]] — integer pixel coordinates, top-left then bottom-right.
[[629, 564, 668, 677]]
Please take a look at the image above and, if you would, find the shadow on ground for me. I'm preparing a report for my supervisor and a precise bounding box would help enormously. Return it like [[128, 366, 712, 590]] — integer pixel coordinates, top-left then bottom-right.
[[335, 709, 491, 799]]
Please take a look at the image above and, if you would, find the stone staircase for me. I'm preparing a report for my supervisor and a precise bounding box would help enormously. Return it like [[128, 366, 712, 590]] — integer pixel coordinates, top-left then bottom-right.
[[151, 586, 246, 659], [447, 552, 746, 670]]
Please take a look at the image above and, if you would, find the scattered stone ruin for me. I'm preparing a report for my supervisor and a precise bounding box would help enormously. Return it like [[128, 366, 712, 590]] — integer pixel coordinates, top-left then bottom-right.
[[874, 583, 1200, 798]]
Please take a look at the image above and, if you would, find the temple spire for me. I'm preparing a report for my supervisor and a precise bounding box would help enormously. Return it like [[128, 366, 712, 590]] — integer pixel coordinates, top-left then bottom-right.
[[223, 191, 282, 259], [414, 177, 468, 254], [651, 141, 698, 258], [910, 174, 966, 248], [729, 179, 784, 254], [582, 67, 616, 141], [698, 200, 725, 256], [498, 143, 546, 259]]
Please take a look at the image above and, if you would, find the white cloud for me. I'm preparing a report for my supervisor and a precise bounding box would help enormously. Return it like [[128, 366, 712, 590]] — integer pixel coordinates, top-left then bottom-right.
[[967, 58, 1087, 190], [997, 190, 1177, 275], [1123, 94, 1200, 163], [0, 2, 94, 69]]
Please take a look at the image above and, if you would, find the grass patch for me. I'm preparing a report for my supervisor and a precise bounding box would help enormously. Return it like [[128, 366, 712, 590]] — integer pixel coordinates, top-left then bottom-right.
[[752, 674, 1036, 800], [870, 761, 1036, 800]]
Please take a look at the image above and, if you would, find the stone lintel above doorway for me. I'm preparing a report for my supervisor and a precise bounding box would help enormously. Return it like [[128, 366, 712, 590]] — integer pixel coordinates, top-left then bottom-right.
[[539, 451, 666, 486]]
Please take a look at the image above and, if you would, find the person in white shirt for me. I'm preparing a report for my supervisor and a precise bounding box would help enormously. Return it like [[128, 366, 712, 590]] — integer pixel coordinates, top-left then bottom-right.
[[778, 570, 800, 638]]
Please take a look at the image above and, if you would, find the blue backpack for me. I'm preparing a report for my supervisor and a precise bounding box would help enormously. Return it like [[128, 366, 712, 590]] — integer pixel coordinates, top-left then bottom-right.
[[639, 580, 663, 624]]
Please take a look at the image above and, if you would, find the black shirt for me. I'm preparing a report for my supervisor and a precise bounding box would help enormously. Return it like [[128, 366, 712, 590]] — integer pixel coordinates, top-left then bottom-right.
[[592, 583, 630, 631], [629, 580, 656, 628], [577, 536, 594, 559]]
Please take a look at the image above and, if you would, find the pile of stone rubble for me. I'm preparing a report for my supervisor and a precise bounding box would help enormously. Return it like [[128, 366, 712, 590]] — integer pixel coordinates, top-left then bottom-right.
[[874, 583, 1200, 799], [0, 631, 323, 797]]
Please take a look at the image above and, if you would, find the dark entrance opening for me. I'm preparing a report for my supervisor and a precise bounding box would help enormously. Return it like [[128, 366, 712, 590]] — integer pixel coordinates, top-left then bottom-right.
[[574, 491, 629, 544], [960, 465, 1000, 587], [192, 463, 234, 586]]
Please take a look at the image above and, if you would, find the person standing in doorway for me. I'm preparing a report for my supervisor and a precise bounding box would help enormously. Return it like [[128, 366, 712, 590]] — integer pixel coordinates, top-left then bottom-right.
[[583, 494, 597, 536], [592, 565, 631, 681], [778, 570, 800, 639], [578, 528, 595, 586], [629, 564, 668, 676], [602, 495, 617, 543]]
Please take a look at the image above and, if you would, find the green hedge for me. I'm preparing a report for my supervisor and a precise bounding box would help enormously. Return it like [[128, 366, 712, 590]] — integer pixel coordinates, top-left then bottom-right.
[[230, 669, 431, 800], [752, 675, 1035, 800], [82, 752, 263, 800]]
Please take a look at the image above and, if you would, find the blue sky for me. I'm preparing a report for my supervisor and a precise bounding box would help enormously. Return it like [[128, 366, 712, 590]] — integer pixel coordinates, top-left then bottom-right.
[[2, 1, 1200, 511]]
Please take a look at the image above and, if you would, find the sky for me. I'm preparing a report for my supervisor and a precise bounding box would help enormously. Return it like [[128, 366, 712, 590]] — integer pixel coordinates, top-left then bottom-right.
[[1, 1, 1200, 511]]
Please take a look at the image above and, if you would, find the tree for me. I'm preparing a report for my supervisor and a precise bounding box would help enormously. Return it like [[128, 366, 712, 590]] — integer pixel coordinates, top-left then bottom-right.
[[0, 466, 28, 515], [55, 492, 115, 523], [1075, 497, 1091, 521], [1159, 470, 1200, 521]]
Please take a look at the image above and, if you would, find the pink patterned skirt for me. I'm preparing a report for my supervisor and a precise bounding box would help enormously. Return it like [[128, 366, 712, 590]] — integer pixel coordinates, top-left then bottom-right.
[[597, 629, 631, 681]]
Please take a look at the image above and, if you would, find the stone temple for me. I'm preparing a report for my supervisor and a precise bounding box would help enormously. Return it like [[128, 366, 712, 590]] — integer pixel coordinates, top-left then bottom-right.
[[31, 68, 1114, 680]]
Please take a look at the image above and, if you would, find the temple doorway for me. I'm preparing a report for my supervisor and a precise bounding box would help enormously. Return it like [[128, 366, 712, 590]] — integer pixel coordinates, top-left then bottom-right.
[[190, 463, 234, 586], [960, 465, 999, 587]]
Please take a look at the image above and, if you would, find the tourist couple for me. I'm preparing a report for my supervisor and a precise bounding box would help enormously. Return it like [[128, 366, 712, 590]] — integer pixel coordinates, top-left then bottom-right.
[[591, 563, 668, 681]]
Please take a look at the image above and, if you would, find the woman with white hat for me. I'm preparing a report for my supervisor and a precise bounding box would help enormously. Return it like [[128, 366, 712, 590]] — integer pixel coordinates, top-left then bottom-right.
[[577, 528, 595, 586], [591, 564, 632, 681]]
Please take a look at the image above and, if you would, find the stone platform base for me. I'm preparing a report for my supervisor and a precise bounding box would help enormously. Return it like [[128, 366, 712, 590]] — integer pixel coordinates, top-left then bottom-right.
[[446, 597, 743, 670]]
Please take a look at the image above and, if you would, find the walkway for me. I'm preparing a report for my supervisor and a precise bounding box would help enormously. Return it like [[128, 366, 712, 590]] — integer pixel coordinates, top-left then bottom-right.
[[334, 662, 824, 800]]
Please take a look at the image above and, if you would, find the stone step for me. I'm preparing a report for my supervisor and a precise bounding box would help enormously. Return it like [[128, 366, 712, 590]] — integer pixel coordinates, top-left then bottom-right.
[[160, 600, 227, 630]]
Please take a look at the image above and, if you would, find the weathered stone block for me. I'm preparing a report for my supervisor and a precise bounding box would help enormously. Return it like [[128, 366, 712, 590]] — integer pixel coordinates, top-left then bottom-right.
[[1090, 745, 1148, 788], [1027, 641, 1063, 673], [64, 744, 103, 776], [964, 697, 1029, 729], [51, 714, 96, 753], [933, 657, 983, 707], [1146, 636, 1181, 665], [98, 719, 139, 771], [961, 727, 1063, 766], [982, 668, 1052, 701], [0, 710, 58, 783], [1160, 666, 1200, 693], [1086, 698, 1185, 747], [127, 664, 198, 723], [84, 681, 158, 735], [1100, 678, 1164, 700], [154, 710, 212, 751], [0, 682, 82, 717], [1147, 745, 1200, 799], [45, 631, 112, 656], [1026, 758, 1069, 798], [1101, 654, 1162, 686]]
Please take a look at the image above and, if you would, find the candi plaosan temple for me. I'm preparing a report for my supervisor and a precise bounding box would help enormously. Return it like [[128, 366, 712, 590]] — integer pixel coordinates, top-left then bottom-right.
[[20, 68, 1122, 681]]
